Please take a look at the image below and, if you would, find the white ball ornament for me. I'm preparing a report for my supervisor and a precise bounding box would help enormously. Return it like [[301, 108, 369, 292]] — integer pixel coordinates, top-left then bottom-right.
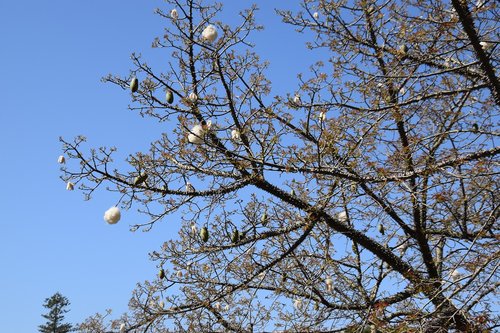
[[104, 206, 121, 224]]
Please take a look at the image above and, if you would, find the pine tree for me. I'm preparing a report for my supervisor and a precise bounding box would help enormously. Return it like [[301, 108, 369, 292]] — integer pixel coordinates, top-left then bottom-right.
[[38, 292, 73, 333]]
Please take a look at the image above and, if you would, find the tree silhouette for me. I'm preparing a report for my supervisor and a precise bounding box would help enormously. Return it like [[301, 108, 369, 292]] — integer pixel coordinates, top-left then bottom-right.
[[65, 0, 499, 332], [39, 292, 73, 333]]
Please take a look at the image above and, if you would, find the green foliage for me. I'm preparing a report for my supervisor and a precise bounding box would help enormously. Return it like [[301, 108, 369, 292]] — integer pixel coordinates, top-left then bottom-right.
[[38, 292, 74, 333]]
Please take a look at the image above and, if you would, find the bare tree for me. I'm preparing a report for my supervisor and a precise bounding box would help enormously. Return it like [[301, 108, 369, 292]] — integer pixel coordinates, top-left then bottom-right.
[[64, 0, 499, 332]]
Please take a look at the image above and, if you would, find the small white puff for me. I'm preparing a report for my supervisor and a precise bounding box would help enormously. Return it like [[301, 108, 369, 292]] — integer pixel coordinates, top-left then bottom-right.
[[202, 24, 218, 42], [480, 41, 492, 50], [104, 206, 121, 224], [170, 8, 179, 20], [325, 277, 333, 292], [319, 110, 327, 122], [66, 182, 74, 191], [231, 129, 241, 141], [293, 94, 301, 105], [337, 211, 347, 222], [186, 182, 195, 193], [188, 124, 204, 144], [188, 92, 198, 103], [58, 155, 66, 164]]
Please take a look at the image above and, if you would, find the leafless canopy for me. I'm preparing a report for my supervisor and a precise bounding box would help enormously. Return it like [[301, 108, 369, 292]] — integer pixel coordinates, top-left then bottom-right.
[[63, 0, 499, 332]]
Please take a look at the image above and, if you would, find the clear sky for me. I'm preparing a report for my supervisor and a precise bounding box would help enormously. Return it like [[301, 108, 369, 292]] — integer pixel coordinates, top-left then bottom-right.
[[0, 1, 313, 331]]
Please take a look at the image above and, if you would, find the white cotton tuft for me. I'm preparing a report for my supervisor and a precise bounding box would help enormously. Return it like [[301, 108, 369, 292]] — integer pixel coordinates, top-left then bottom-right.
[[191, 222, 198, 234], [188, 124, 204, 144], [214, 302, 221, 311], [188, 92, 198, 103], [188, 121, 212, 144], [293, 94, 301, 105], [66, 182, 74, 191], [202, 24, 218, 42], [313, 12, 319, 19], [480, 41, 492, 50], [325, 277, 333, 292], [120, 323, 126, 333], [293, 299, 303, 310], [104, 206, 121, 224], [58, 155, 66, 164], [451, 269, 461, 280], [231, 129, 241, 141], [337, 211, 347, 222], [186, 182, 195, 193], [170, 8, 179, 20], [319, 110, 327, 122]]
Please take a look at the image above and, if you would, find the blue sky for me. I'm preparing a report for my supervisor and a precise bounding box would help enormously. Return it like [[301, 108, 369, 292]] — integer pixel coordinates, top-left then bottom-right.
[[0, 1, 313, 331]]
